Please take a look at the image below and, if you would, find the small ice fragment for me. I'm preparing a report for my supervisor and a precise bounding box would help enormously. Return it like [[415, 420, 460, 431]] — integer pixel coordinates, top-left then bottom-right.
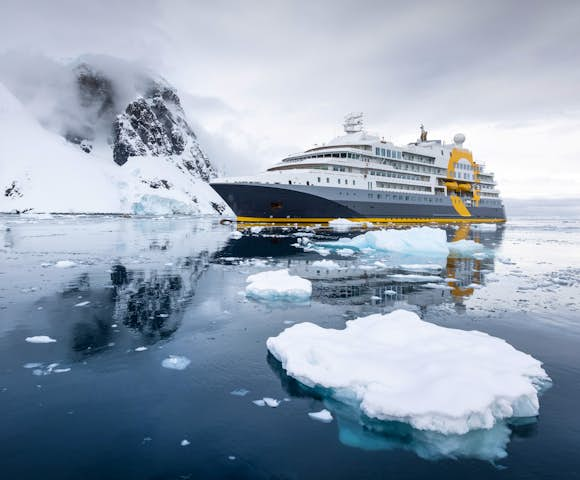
[[157, 313, 169, 318], [23, 362, 42, 369], [230, 230, 243, 239], [111, 324, 118, 328], [230, 388, 250, 397], [228, 455, 236, 461], [135, 346, 148, 352], [308, 409, 333, 423], [371, 295, 381, 300], [263, 397, 280, 408], [54, 260, 76, 268], [165, 262, 173, 266], [250, 226, 263, 234], [25, 336, 56, 344], [336, 248, 355, 257], [54, 368, 71, 373], [245, 269, 312, 301], [161, 355, 191, 370], [74, 301, 90, 307], [180, 439, 190, 447], [384, 290, 397, 295], [283, 320, 295, 325], [253, 399, 266, 407]]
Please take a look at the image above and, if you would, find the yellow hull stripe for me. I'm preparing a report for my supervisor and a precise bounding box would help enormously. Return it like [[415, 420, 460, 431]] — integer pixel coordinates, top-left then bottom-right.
[[236, 216, 506, 224]]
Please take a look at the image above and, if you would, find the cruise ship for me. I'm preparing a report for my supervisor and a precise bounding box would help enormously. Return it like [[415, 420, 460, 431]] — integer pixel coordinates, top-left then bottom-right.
[[211, 114, 506, 223]]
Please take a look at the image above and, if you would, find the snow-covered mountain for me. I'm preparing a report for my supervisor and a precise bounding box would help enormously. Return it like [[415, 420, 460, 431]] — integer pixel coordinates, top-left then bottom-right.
[[0, 55, 228, 215]]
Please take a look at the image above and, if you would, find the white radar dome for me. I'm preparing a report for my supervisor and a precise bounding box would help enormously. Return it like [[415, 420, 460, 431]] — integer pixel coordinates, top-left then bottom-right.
[[453, 133, 466, 145]]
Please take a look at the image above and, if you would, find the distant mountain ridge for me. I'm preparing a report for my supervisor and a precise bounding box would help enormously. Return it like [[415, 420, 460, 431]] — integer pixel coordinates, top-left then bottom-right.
[[0, 54, 227, 215]]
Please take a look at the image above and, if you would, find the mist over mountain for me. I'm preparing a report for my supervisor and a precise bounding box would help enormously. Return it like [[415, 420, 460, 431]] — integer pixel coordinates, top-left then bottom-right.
[[0, 53, 227, 214]]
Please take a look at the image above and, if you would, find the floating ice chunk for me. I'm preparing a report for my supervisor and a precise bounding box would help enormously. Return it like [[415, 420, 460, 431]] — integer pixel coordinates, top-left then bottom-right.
[[311, 260, 340, 269], [161, 355, 191, 370], [253, 399, 266, 407], [230, 388, 250, 397], [328, 218, 362, 231], [263, 397, 280, 407], [448, 240, 485, 256], [470, 223, 498, 231], [230, 230, 243, 239], [388, 274, 442, 283], [374, 261, 387, 268], [180, 439, 190, 447], [267, 309, 550, 435], [308, 409, 333, 423], [423, 283, 453, 290], [74, 301, 90, 307], [336, 248, 355, 257], [245, 269, 312, 301], [23, 362, 42, 369], [135, 346, 148, 352], [399, 264, 442, 272], [228, 455, 236, 460], [316, 227, 449, 256], [384, 290, 397, 295], [250, 226, 263, 234], [25, 336, 56, 344], [54, 260, 76, 268]]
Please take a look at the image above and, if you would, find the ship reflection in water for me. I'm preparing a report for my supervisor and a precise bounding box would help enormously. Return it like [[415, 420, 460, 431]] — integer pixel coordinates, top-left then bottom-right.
[[216, 223, 504, 317]]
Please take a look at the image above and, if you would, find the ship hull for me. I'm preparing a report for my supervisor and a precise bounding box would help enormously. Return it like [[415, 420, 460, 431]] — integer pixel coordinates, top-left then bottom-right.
[[211, 182, 506, 223]]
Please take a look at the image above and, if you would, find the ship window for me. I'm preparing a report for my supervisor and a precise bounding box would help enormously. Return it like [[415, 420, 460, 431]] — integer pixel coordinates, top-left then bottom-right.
[[375, 148, 380, 155], [381, 148, 385, 156], [338, 179, 341, 184], [353, 180, 356, 185], [397, 151, 401, 159], [345, 179, 348, 184], [341, 153, 346, 158], [306, 181, 310, 185], [326, 178, 330, 183], [387, 149, 391, 157], [317, 177, 321, 182], [288, 180, 292, 184]]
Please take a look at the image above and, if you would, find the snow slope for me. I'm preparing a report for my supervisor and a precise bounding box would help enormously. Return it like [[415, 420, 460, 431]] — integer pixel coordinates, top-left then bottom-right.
[[0, 61, 228, 215]]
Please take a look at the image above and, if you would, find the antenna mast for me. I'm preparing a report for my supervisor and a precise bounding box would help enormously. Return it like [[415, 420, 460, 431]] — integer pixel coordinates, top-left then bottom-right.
[[344, 112, 364, 133]]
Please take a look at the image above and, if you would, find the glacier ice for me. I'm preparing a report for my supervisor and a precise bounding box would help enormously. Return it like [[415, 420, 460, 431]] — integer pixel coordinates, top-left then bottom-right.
[[308, 409, 334, 423], [245, 269, 312, 301], [267, 309, 550, 436]]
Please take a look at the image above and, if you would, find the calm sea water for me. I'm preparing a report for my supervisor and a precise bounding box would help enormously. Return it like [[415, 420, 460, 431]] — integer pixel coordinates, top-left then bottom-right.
[[1, 215, 579, 479]]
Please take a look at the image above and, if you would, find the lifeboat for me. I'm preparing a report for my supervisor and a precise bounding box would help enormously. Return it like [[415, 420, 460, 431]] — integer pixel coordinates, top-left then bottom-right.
[[458, 183, 472, 192], [445, 181, 459, 191]]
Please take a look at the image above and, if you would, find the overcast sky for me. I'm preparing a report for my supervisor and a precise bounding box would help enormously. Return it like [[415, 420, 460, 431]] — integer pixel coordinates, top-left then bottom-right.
[[1, 0, 579, 199]]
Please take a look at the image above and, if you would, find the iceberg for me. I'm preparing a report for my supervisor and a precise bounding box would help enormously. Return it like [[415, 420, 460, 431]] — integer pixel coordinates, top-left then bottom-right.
[[314, 227, 449, 256], [267, 309, 550, 436], [245, 269, 312, 301], [308, 409, 334, 423]]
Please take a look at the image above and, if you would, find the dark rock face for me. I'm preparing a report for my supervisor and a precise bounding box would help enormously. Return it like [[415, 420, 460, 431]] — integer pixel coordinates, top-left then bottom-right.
[[112, 85, 216, 181], [65, 62, 216, 182]]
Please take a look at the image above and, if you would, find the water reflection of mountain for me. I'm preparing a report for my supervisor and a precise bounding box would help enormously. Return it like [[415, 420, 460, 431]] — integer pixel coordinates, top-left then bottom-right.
[[267, 352, 535, 462], [53, 253, 211, 357], [216, 224, 505, 313]]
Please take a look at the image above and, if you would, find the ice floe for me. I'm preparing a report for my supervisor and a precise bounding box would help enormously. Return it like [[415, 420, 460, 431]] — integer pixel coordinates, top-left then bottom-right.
[[245, 269, 312, 301], [180, 439, 190, 447], [161, 355, 191, 370], [448, 239, 485, 255], [267, 309, 550, 435], [311, 259, 340, 269], [253, 397, 281, 407], [74, 301, 90, 307], [308, 409, 333, 423], [229, 230, 243, 239], [25, 335, 57, 344], [54, 260, 77, 268], [230, 388, 250, 397], [328, 218, 362, 231], [314, 227, 449, 256]]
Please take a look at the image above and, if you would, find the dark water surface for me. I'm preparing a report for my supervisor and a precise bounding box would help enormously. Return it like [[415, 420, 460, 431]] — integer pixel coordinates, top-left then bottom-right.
[[1, 215, 579, 479]]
